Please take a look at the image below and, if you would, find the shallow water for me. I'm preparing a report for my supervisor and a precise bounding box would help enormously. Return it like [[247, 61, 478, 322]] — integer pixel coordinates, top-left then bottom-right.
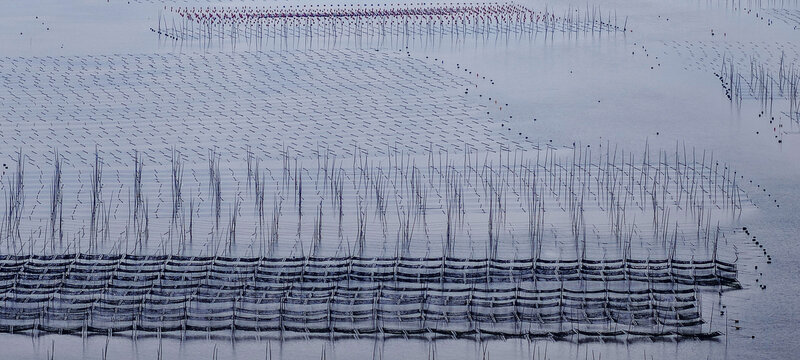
[[0, 0, 799, 358]]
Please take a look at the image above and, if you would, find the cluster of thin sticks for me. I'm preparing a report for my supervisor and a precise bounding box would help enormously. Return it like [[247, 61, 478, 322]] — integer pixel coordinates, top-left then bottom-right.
[[154, 3, 628, 49], [0, 142, 747, 263], [719, 52, 800, 122]]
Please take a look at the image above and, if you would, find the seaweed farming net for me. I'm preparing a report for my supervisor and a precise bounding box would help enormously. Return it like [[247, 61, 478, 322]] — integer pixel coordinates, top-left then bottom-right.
[[0, 254, 734, 338], [154, 3, 628, 49], [0, 43, 757, 344]]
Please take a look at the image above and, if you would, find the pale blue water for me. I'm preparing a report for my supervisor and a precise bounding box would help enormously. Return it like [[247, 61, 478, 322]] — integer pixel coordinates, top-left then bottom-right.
[[0, 0, 798, 358]]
